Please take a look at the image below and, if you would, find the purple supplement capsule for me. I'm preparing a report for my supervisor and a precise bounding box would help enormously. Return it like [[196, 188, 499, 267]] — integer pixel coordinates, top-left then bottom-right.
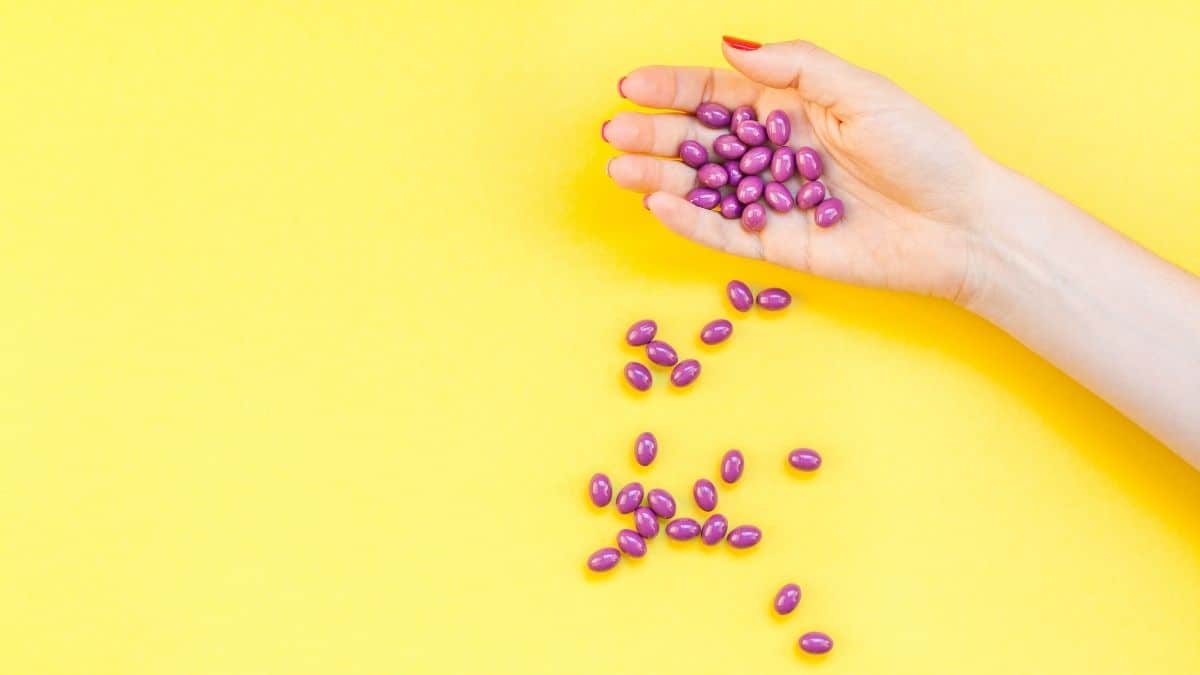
[[625, 319, 657, 346], [770, 146, 796, 182], [735, 120, 767, 146], [719, 193, 744, 220], [726, 281, 753, 312], [735, 176, 764, 204], [795, 180, 826, 209], [720, 449, 744, 483], [764, 182, 795, 212], [765, 110, 791, 145], [756, 287, 791, 310], [695, 102, 732, 129], [693, 478, 718, 511], [665, 518, 702, 540], [796, 146, 823, 180], [679, 140, 708, 169], [799, 632, 833, 655], [686, 187, 721, 210], [645, 340, 678, 367], [587, 547, 621, 571], [697, 163, 729, 189], [623, 361, 652, 391], [713, 134, 747, 160], [774, 583, 801, 615], [723, 161, 744, 186], [669, 359, 701, 387], [616, 482, 644, 514], [727, 525, 762, 548], [788, 448, 822, 471], [738, 146, 772, 174], [740, 202, 766, 233], [634, 432, 658, 466], [647, 488, 677, 518], [700, 319, 732, 345], [617, 529, 647, 557], [589, 473, 613, 507], [730, 105, 756, 131], [700, 513, 728, 545], [814, 197, 844, 227], [634, 506, 659, 538]]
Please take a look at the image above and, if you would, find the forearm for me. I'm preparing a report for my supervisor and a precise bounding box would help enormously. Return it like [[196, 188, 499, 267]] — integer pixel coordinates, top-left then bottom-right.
[[964, 161, 1200, 468]]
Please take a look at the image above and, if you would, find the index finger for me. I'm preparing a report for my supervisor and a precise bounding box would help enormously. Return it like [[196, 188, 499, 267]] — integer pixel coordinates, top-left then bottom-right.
[[619, 66, 762, 113]]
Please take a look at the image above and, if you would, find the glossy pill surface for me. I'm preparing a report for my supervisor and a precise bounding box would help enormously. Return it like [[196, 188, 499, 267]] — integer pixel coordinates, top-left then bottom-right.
[[693, 478, 718, 511], [686, 187, 721, 210], [726, 281, 754, 312], [756, 287, 792, 310], [697, 163, 729, 189], [720, 449, 744, 483], [696, 102, 732, 129], [700, 319, 733, 345], [679, 140, 708, 169], [719, 193, 744, 220], [770, 147, 796, 182], [645, 340, 678, 367], [796, 146, 823, 180], [647, 488, 677, 518], [615, 482, 644, 513], [764, 181, 795, 212], [665, 518, 702, 540], [814, 197, 844, 227], [788, 448, 822, 471], [736, 176, 764, 204], [738, 146, 772, 174], [799, 632, 833, 655], [701, 514, 728, 545], [589, 473, 613, 507], [587, 547, 621, 571], [796, 180, 826, 209], [765, 110, 791, 145], [735, 120, 767, 146], [634, 507, 659, 538], [730, 105, 756, 131], [617, 529, 647, 557], [625, 319, 657, 346], [623, 362, 652, 391], [774, 583, 801, 615], [634, 432, 658, 466], [713, 134, 747, 160], [727, 525, 762, 548], [723, 161, 744, 186], [670, 359, 701, 387]]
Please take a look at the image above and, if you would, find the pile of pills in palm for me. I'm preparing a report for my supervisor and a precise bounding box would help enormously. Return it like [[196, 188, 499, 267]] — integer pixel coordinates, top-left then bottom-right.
[[680, 105, 844, 231]]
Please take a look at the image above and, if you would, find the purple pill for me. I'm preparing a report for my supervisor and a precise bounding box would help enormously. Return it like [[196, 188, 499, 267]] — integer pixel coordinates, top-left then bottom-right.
[[697, 163, 729, 189], [645, 340, 678, 367], [719, 193, 744, 220], [765, 110, 791, 145], [623, 362, 652, 391], [796, 180, 826, 209], [738, 146, 772, 174], [740, 202, 766, 233], [647, 488, 677, 518], [700, 319, 732, 345], [617, 529, 647, 557], [616, 482, 644, 514], [720, 449, 744, 484], [723, 161, 744, 186], [770, 147, 796, 182], [665, 518, 701, 541], [764, 182, 795, 212], [735, 175, 764, 204], [700, 513, 728, 545], [693, 478, 718, 511], [799, 632, 833, 655], [625, 319, 657, 346], [686, 188, 721, 210], [796, 146, 823, 180], [774, 583, 801, 615], [788, 448, 822, 471], [730, 105, 756, 131], [713, 134, 747, 160], [587, 547, 620, 572], [726, 280, 753, 312], [634, 432, 657, 467], [814, 197, 844, 227], [669, 359, 701, 387], [727, 525, 762, 549], [735, 120, 767, 146], [696, 102, 732, 129], [634, 507, 659, 538], [756, 288, 791, 310], [589, 473, 613, 507], [679, 140, 708, 169]]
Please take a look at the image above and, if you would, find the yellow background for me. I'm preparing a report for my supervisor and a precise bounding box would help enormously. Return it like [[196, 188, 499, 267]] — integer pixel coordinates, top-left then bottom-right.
[[2, 1, 1199, 673]]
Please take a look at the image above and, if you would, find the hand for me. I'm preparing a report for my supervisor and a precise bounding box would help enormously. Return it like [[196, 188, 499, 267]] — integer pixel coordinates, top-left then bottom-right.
[[605, 36, 994, 303]]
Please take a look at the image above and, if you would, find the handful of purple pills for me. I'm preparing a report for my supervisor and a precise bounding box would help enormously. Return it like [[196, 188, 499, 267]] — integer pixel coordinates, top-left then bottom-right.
[[680, 105, 844, 231]]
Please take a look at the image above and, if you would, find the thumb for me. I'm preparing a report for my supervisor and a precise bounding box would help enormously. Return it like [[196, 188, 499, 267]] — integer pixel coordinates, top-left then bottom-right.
[[721, 36, 891, 116]]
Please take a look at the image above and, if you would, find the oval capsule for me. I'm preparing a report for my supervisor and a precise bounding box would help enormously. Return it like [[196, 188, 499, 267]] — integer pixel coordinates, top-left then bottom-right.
[[788, 448, 822, 471], [587, 547, 621, 571], [796, 180, 826, 209], [774, 583, 802, 615], [727, 525, 762, 548], [647, 488, 677, 518], [765, 110, 791, 145], [693, 478, 718, 511], [645, 340, 679, 367], [756, 288, 791, 310], [738, 146, 772, 174], [634, 506, 659, 538], [770, 147, 796, 182], [624, 362, 652, 391], [730, 105, 756, 131], [686, 187, 722, 210], [720, 449, 745, 483], [799, 632, 833, 655], [665, 518, 702, 540], [723, 161, 744, 186], [589, 473, 613, 507], [697, 163, 729, 189], [814, 197, 844, 227], [726, 280, 753, 312], [735, 176, 764, 204], [669, 359, 701, 387], [625, 319, 657, 346], [679, 140, 709, 169], [701, 513, 728, 545], [634, 432, 658, 466], [764, 182, 795, 212], [735, 120, 767, 146], [616, 529, 647, 557], [700, 319, 732, 345], [719, 193, 744, 220], [615, 482, 644, 514], [713, 134, 747, 160], [696, 102, 732, 129], [796, 146, 823, 180]]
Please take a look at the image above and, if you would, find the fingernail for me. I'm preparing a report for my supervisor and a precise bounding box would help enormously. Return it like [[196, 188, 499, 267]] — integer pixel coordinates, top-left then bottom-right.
[[601, 120, 610, 141], [618, 77, 627, 98], [723, 35, 761, 51], [643, 194, 651, 210]]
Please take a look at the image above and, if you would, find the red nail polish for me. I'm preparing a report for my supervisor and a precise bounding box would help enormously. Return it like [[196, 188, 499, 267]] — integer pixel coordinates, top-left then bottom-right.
[[722, 35, 761, 51], [601, 120, 610, 141], [618, 77, 627, 98]]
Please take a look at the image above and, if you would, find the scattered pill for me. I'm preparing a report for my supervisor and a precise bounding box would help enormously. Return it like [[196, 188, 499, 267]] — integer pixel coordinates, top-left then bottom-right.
[[738, 146, 772, 174], [774, 583, 801, 615], [679, 140, 708, 169], [720, 449, 745, 483], [589, 473, 613, 507], [765, 110, 791, 145], [795, 180, 826, 209], [735, 120, 767, 146], [587, 547, 621, 571], [799, 632, 833, 655], [666, 518, 702, 540], [727, 525, 762, 548], [719, 193, 744, 220], [696, 102, 732, 129], [700, 319, 732, 345], [713, 134, 747, 160], [770, 146, 796, 182], [723, 161, 744, 186], [693, 478, 718, 511], [730, 105, 756, 131], [647, 488, 677, 518], [634, 432, 658, 466], [634, 506, 659, 538], [736, 176, 764, 204], [669, 359, 701, 387], [687, 187, 722, 210], [740, 202, 766, 232], [814, 197, 844, 227], [726, 281, 754, 312], [697, 163, 729, 189], [788, 448, 822, 471], [616, 482, 645, 514], [796, 147, 823, 180], [624, 362, 652, 391], [701, 513, 728, 545], [617, 529, 647, 557], [645, 340, 679, 367], [756, 288, 791, 310], [625, 319, 657, 346], [764, 181, 795, 212]]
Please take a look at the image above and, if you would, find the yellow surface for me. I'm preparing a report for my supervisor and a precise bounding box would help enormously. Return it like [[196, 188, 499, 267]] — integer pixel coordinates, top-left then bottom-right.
[[2, 1, 1199, 673]]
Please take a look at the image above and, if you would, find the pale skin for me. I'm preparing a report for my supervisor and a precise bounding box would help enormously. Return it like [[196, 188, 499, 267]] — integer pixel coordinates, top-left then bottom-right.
[[605, 36, 1200, 469]]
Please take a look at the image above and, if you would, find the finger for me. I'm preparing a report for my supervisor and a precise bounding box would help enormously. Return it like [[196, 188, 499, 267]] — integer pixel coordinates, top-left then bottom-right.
[[607, 155, 696, 195], [619, 66, 762, 113], [602, 111, 723, 157], [645, 192, 764, 260], [720, 37, 894, 117]]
